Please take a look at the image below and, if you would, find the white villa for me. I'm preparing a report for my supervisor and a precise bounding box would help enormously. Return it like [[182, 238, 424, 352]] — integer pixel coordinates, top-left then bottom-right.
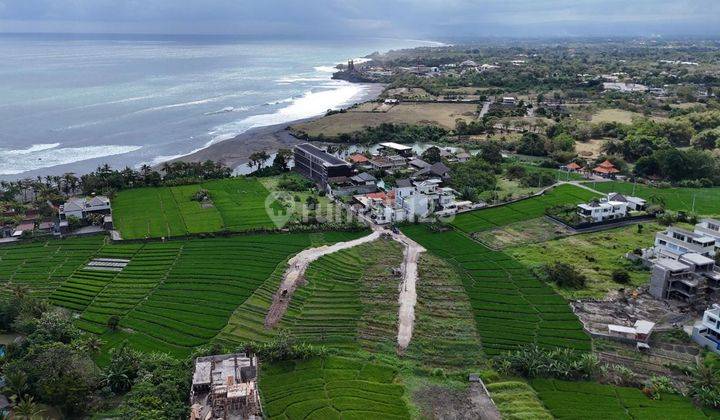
[[59, 196, 111, 220], [576, 192, 646, 223]]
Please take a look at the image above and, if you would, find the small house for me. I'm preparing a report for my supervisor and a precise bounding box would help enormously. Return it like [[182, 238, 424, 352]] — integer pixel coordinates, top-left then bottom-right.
[[59, 196, 111, 221]]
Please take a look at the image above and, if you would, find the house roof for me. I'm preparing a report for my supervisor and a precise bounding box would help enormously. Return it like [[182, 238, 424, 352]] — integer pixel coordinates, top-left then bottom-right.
[[379, 142, 412, 151], [62, 198, 85, 212], [348, 154, 369, 163], [296, 143, 348, 167], [430, 162, 451, 176], [607, 193, 627, 202], [351, 172, 376, 183], [396, 178, 413, 188], [565, 162, 582, 170], [593, 166, 620, 174], [598, 159, 616, 169], [633, 320, 655, 335], [680, 253, 715, 266], [409, 158, 430, 169]]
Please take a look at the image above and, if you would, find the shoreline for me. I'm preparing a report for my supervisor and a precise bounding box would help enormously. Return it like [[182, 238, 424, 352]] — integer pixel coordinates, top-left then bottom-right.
[[170, 82, 386, 170]]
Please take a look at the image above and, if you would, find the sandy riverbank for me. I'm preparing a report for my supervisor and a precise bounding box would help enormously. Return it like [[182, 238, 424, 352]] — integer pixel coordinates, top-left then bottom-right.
[[173, 83, 386, 169]]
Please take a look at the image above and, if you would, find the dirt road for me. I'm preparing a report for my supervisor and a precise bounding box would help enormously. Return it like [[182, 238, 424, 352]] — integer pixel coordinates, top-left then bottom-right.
[[264, 225, 426, 352], [264, 231, 381, 328], [391, 230, 426, 350]]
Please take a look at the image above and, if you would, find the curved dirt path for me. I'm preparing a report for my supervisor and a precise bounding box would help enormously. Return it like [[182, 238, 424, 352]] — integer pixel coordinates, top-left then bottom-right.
[[264, 231, 381, 328], [264, 226, 426, 352]]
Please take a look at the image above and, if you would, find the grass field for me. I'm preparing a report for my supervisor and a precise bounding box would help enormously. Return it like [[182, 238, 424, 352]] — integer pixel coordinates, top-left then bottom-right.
[[452, 184, 599, 233], [260, 356, 411, 420], [531, 379, 718, 419], [290, 102, 477, 137], [0, 236, 105, 297], [473, 218, 571, 249], [403, 225, 590, 356], [508, 223, 663, 299], [590, 109, 645, 124], [588, 181, 720, 216], [112, 177, 275, 239]]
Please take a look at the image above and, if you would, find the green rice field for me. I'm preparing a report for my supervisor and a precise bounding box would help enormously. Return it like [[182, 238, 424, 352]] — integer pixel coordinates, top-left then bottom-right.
[[403, 225, 590, 356], [531, 379, 719, 419], [0, 236, 105, 297], [451, 184, 599, 233], [277, 239, 402, 354], [588, 181, 720, 216], [112, 177, 275, 239], [260, 356, 411, 420], [57, 234, 316, 357]]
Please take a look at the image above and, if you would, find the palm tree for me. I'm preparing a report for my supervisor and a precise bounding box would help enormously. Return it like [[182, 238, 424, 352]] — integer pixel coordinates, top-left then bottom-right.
[[12, 395, 45, 420], [84, 336, 104, 355], [7, 282, 30, 300], [648, 193, 666, 208], [3, 371, 29, 399]]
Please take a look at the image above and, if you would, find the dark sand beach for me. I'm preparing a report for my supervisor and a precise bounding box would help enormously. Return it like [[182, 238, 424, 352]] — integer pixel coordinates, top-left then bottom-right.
[[173, 83, 386, 169]]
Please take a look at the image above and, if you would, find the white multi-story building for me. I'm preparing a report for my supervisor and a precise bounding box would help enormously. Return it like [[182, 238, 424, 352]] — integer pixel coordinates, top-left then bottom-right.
[[695, 219, 720, 254], [577, 198, 628, 223], [692, 304, 720, 354], [654, 226, 716, 258]]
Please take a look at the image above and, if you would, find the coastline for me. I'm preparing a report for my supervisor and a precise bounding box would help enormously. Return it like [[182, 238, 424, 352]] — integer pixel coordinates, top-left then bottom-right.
[[170, 83, 386, 170]]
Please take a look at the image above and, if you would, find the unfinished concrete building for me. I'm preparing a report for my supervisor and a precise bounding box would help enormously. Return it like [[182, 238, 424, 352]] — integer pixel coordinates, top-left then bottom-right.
[[190, 353, 261, 420], [649, 253, 720, 302]]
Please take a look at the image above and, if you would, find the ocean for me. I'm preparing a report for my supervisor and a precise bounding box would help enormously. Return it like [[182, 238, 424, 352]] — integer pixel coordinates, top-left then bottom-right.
[[0, 34, 437, 178]]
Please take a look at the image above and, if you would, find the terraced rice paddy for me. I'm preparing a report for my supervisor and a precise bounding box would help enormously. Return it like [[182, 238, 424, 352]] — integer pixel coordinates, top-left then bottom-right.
[[486, 380, 552, 419], [278, 239, 402, 353], [531, 379, 718, 419], [451, 184, 599, 233], [403, 225, 590, 356], [215, 231, 372, 347], [260, 356, 411, 420], [588, 181, 720, 216], [405, 252, 483, 369], [0, 236, 105, 297], [112, 177, 275, 239]]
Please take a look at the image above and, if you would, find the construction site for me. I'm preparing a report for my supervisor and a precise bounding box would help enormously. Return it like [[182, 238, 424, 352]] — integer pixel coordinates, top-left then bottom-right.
[[190, 353, 261, 420]]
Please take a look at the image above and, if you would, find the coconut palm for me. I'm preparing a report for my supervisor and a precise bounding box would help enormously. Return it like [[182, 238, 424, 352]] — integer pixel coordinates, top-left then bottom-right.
[[12, 395, 45, 419]]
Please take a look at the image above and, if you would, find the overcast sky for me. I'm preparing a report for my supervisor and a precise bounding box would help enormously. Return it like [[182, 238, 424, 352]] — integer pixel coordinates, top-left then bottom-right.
[[0, 0, 718, 38]]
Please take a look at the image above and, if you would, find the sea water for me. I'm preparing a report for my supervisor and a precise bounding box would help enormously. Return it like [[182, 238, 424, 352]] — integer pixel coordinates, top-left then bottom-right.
[[0, 34, 438, 178]]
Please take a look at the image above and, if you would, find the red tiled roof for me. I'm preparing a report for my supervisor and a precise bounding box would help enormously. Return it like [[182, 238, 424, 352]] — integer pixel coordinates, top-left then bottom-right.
[[593, 166, 620, 174], [565, 162, 582, 170], [598, 159, 616, 169], [348, 154, 369, 163]]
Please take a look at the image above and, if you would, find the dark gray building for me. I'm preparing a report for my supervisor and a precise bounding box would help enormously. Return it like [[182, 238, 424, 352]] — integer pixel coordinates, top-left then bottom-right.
[[293, 143, 353, 187]]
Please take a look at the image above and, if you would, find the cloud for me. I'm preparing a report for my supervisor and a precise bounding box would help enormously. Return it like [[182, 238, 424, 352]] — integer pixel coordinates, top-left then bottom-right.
[[0, 0, 718, 37]]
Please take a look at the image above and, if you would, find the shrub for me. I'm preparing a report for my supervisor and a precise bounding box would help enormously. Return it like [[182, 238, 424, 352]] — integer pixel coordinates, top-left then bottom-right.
[[544, 262, 587, 289], [494, 345, 599, 380], [611, 269, 631, 284]]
